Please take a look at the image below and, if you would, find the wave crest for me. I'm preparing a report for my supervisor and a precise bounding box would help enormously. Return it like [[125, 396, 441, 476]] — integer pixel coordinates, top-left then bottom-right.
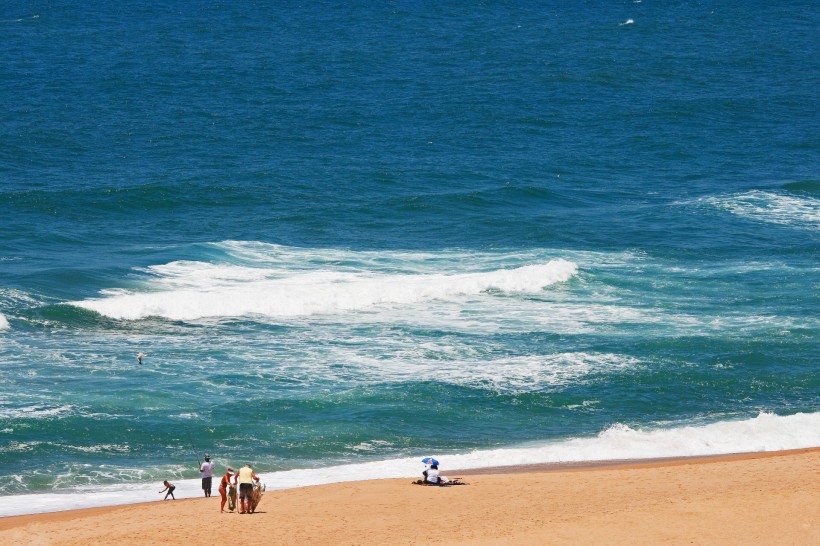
[[71, 259, 578, 321]]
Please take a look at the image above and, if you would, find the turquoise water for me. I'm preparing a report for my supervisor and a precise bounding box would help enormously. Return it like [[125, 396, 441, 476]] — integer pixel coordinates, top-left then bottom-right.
[[1, 1, 818, 507]]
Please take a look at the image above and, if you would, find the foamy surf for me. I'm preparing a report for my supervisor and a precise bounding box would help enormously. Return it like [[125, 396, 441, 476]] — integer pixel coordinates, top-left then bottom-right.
[[0, 313, 9, 330], [70, 259, 578, 321], [0, 411, 816, 517], [703, 190, 820, 230]]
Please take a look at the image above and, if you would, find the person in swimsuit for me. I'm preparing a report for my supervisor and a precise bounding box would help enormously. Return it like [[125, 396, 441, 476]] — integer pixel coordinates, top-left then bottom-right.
[[233, 464, 259, 514], [219, 467, 234, 512], [159, 480, 176, 500]]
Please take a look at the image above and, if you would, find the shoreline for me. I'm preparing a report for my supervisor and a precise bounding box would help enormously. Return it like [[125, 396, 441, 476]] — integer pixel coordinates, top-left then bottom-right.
[[2, 447, 817, 544], [450, 446, 820, 475], [3, 410, 817, 519], [1, 447, 815, 519]]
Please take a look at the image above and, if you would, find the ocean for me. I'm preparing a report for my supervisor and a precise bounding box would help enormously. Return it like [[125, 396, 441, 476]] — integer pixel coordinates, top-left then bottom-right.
[[1, 1, 818, 517]]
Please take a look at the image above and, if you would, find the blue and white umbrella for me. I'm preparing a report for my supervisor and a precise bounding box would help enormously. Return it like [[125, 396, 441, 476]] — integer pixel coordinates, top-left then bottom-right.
[[421, 457, 439, 466]]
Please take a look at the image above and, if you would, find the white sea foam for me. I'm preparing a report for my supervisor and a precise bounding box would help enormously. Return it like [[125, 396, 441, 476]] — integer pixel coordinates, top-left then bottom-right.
[[0, 313, 8, 330], [0, 404, 74, 420], [60, 242, 816, 337], [302, 351, 639, 393], [703, 190, 820, 230], [0, 441, 46, 454], [0, 411, 816, 517], [63, 444, 131, 454], [143, 260, 277, 289], [71, 259, 578, 321]]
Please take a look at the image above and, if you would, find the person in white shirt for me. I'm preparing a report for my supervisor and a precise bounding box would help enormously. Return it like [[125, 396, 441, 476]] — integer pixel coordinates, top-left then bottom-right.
[[200, 454, 215, 497], [423, 464, 442, 485]]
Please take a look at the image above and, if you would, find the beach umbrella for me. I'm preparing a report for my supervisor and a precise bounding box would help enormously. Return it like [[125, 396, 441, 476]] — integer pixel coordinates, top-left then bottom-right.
[[421, 457, 439, 466]]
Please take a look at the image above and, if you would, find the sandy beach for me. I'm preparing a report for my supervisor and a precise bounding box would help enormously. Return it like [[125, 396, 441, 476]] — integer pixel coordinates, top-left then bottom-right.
[[1, 448, 817, 545]]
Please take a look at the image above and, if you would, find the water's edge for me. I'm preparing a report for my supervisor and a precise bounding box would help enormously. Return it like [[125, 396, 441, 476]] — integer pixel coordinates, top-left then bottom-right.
[[2, 447, 816, 520]]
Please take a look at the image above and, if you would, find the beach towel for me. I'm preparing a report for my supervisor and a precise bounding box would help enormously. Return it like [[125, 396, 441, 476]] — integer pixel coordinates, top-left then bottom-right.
[[412, 478, 467, 486]]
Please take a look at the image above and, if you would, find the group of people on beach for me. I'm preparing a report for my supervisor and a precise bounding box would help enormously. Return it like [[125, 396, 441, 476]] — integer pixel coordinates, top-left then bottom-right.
[[160, 454, 262, 514], [160, 454, 458, 511]]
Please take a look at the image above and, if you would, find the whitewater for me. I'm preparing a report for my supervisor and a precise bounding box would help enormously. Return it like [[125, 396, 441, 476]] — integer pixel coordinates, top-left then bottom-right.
[[71, 259, 579, 321]]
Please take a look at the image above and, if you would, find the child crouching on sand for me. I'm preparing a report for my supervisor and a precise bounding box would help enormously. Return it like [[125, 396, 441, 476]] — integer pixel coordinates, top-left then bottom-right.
[[159, 480, 176, 500]]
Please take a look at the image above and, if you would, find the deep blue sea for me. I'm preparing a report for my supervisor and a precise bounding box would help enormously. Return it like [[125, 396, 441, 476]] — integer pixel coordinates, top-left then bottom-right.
[[1, 1, 818, 515]]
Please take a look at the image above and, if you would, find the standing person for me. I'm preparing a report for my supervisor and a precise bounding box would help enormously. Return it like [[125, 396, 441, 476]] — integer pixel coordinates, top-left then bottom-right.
[[200, 454, 215, 497], [219, 467, 234, 512], [159, 480, 176, 500], [233, 463, 259, 514]]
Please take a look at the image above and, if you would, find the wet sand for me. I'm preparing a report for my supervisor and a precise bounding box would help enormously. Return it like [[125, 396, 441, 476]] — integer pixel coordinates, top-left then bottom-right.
[[1, 448, 818, 545]]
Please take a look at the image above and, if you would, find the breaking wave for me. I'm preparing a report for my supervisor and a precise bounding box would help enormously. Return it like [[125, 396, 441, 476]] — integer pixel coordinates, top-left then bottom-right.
[[70, 256, 578, 321]]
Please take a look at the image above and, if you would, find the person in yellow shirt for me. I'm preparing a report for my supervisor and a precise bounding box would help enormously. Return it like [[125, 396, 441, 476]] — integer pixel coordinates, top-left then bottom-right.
[[233, 463, 260, 514]]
